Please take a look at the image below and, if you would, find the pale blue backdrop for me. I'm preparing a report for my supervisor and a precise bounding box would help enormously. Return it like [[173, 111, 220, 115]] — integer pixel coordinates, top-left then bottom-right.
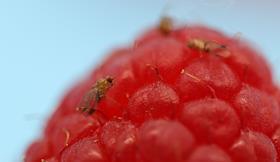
[[0, 0, 279, 161]]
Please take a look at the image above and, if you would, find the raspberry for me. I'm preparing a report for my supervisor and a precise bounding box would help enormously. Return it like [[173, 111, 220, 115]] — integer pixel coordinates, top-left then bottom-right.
[[25, 18, 280, 162]]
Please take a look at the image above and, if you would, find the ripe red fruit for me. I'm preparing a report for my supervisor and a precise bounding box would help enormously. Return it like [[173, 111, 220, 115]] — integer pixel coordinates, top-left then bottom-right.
[[25, 18, 280, 162]]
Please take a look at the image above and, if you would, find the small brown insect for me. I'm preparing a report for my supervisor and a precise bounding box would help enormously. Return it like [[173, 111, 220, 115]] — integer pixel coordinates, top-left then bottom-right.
[[158, 16, 173, 35], [77, 76, 114, 115], [187, 38, 231, 58]]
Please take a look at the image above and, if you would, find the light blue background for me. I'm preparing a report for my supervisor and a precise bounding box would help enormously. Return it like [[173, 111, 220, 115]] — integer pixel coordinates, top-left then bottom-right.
[[0, 0, 279, 161]]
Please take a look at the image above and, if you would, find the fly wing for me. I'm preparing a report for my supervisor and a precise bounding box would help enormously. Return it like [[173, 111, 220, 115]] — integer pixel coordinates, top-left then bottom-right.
[[77, 89, 97, 115]]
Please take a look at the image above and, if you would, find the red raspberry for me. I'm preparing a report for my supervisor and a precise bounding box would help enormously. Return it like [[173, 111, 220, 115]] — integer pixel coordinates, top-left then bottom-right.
[[25, 18, 280, 162]]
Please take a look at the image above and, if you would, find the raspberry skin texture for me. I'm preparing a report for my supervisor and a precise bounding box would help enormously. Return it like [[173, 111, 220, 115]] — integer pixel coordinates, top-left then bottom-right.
[[25, 19, 280, 162], [138, 120, 195, 162]]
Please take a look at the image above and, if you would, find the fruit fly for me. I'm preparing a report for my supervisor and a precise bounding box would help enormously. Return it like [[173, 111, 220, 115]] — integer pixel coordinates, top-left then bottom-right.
[[77, 76, 114, 115], [187, 38, 231, 58], [159, 16, 173, 35]]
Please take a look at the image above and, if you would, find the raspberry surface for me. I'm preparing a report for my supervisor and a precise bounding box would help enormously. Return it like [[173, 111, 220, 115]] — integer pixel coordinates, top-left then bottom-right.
[[25, 19, 280, 162]]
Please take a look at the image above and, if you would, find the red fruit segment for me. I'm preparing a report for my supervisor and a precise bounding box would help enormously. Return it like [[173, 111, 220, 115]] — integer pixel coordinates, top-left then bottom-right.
[[93, 49, 132, 78], [234, 85, 280, 135], [248, 130, 277, 162], [61, 137, 107, 162], [230, 130, 277, 162], [48, 114, 99, 154], [226, 41, 273, 92], [187, 145, 232, 162], [229, 131, 257, 162], [100, 121, 138, 162], [126, 81, 179, 123], [179, 98, 240, 147], [176, 55, 240, 101], [138, 120, 195, 162], [25, 139, 50, 162], [132, 38, 188, 83]]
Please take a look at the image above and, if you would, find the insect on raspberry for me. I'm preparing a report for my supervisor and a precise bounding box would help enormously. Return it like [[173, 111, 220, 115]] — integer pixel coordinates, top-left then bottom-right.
[[76, 76, 114, 115], [187, 38, 231, 58], [158, 16, 173, 35]]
